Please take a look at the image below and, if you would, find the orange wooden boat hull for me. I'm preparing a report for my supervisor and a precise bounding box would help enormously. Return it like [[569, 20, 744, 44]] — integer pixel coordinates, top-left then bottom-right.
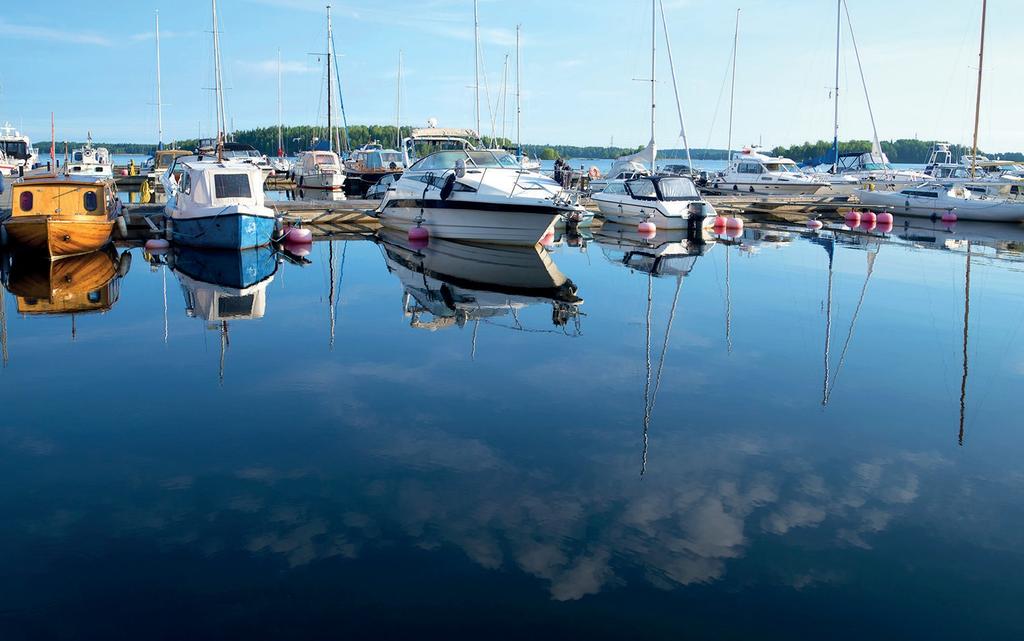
[[4, 215, 114, 257]]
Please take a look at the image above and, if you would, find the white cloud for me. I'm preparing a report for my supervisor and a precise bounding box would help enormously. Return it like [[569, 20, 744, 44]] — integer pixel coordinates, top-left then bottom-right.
[[0, 19, 111, 46]]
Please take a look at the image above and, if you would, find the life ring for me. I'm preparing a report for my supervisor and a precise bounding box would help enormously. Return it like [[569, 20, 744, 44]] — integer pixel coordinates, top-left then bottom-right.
[[588, 166, 601, 180]]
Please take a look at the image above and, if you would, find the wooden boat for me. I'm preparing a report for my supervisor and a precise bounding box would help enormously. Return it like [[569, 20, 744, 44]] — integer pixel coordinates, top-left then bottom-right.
[[3, 175, 121, 257], [3, 246, 128, 315]]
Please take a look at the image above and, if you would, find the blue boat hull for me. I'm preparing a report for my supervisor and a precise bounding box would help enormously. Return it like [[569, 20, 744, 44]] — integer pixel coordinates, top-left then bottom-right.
[[171, 245, 279, 290], [171, 213, 276, 249]]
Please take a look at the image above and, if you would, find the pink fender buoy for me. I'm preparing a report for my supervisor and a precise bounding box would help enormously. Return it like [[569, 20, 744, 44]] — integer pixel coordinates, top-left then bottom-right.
[[861, 211, 877, 224], [713, 217, 728, 233], [120, 169, 129, 177], [876, 212, 894, 224], [408, 226, 429, 249], [540, 230, 555, 246], [941, 211, 958, 223], [637, 221, 657, 237], [725, 226, 743, 238], [144, 238, 170, 253], [860, 219, 877, 232], [806, 219, 823, 230], [288, 227, 313, 243], [285, 240, 311, 257], [725, 217, 743, 229], [845, 211, 861, 228], [877, 220, 894, 234]]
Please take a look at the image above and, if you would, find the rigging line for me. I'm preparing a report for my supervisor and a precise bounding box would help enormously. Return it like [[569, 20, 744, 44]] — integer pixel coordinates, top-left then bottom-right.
[[650, 273, 685, 408], [841, 0, 881, 155], [641, 272, 653, 478], [821, 239, 834, 407], [725, 243, 733, 354], [334, 239, 348, 334], [824, 249, 876, 403], [659, 0, 692, 170]]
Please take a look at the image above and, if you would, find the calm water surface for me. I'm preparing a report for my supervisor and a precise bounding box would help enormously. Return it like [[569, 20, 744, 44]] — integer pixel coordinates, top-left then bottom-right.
[[1, 216, 1022, 640]]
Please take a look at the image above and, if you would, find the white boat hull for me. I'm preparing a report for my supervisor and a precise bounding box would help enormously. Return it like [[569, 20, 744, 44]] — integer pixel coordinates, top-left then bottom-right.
[[295, 171, 345, 190], [592, 195, 716, 230], [710, 180, 829, 196], [377, 199, 560, 246], [854, 189, 1024, 222]]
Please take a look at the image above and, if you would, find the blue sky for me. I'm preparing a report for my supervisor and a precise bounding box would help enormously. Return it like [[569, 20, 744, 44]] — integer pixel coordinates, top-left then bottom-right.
[[0, 1, 1016, 151]]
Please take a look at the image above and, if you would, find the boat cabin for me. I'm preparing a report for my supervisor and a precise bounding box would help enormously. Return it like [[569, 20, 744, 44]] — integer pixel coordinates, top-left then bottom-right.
[[601, 176, 701, 201], [67, 145, 112, 176], [402, 127, 479, 166], [11, 176, 118, 219], [153, 149, 191, 172], [298, 150, 342, 175], [174, 160, 267, 208]]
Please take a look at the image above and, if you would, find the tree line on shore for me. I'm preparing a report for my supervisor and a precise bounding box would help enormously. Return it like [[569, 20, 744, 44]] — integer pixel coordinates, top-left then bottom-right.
[[34, 125, 1024, 164]]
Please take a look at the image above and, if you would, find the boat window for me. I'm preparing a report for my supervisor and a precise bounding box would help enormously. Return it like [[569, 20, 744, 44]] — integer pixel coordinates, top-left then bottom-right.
[[88, 291, 102, 303], [219, 295, 255, 317], [604, 182, 626, 194], [466, 151, 517, 168], [180, 172, 192, 195], [214, 173, 252, 199], [74, 152, 83, 162], [410, 151, 468, 171], [83, 190, 98, 212], [19, 190, 32, 211], [626, 179, 657, 199], [314, 153, 338, 166], [2, 141, 29, 159], [738, 162, 761, 174], [903, 190, 939, 198], [656, 177, 700, 200]]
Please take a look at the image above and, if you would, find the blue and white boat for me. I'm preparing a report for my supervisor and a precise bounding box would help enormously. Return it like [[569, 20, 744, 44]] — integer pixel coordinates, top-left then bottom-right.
[[161, 156, 277, 249]]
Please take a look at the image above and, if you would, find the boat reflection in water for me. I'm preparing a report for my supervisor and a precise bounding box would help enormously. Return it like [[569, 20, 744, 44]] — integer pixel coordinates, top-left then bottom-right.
[[168, 245, 279, 382], [376, 228, 583, 333], [2, 246, 130, 317]]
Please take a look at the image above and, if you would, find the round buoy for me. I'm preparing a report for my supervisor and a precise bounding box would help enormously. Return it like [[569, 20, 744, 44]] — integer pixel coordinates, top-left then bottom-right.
[[860, 219, 877, 232], [285, 240, 311, 257], [876, 212, 894, 224], [288, 227, 313, 243], [861, 211, 877, 224], [845, 210, 861, 223], [540, 230, 555, 246], [941, 211, 958, 223], [877, 220, 894, 234], [725, 217, 743, 229], [712, 216, 728, 232], [408, 226, 429, 249], [120, 169, 129, 177], [806, 219, 823, 230], [638, 221, 657, 236], [145, 238, 170, 253]]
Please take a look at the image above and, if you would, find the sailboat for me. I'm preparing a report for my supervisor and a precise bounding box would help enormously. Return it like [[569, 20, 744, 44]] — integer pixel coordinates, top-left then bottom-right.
[[591, 0, 717, 230], [292, 6, 346, 192], [269, 49, 290, 175], [160, 0, 277, 249], [145, 11, 190, 184]]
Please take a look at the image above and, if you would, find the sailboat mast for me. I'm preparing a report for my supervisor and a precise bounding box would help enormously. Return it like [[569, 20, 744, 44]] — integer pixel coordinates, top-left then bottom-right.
[[959, 243, 971, 445], [516, 25, 522, 160], [396, 50, 403, 149], [155, 10, 164, 150], [832, 0, 841, 171], [500, 54, 509, 143], [277, 49, 283, 157], [843, 0, 881, 156], [651, 0, 659, 172], [726, 9, 739, 163], [327, 4, 333, 153], [211, 0, 227, 140], [474, 0, 482, 142], [970, 0, 987, 178]]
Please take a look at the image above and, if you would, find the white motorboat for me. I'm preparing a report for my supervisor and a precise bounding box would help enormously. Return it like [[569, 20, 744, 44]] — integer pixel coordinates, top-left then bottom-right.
[[161, 154, 277, 248], [854, 182, 1024, 222], [65, 134, 113, 178], [195, 140, 273, 180], [0, 122, 37, 176], [344, 143, 402, 195], [293, 150, 345, 191], [595, 222, 714, 278], [378, 133, 584, 246], [833, 150, 930, 188], [711, 146, 832, 195], [592, 175, 716, 230], [922, 143, 1024, 198]]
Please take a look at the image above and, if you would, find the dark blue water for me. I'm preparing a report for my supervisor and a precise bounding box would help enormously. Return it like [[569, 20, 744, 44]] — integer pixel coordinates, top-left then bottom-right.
[[1, 216, 1023, 640]]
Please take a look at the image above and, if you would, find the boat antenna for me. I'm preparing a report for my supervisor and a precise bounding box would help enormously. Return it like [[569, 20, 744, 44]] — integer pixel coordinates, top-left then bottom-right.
[[970, 0, 987, 179], [515, 25, 522, 161], [649, 0, 657, 174], [659, 0, 692, 171], [473, 0, 482, 144], [842, 0, 881, 156], [156, 10, 164, 151], [831, 0, 841, 172], [726, 9, 739, 164]]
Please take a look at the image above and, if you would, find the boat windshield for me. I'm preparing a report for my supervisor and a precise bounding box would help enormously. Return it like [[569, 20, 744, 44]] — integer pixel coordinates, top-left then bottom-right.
[[656, 177, 700, 200], [1, 141, 29, 160], [410, 150, 521, 172], [765, 162, 802, 173], [313, 153, 338, 166]]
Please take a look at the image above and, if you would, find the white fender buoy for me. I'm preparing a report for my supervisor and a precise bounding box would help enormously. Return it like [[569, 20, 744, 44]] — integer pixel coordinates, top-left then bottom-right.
[[876, 212, 894, 224], [638, 221, 657, 237], [941, 211, 958, 223], [806, 219, 823, 230], [145, 238, 170, 253], [288, 227, 313, 243]]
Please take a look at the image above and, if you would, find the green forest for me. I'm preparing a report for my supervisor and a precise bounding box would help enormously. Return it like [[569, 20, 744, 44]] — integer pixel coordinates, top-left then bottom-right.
[[34, 126, 1024, 165]]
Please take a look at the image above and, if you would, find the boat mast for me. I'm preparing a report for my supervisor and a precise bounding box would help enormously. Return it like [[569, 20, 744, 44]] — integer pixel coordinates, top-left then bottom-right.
[[649, 0, 657, 173], [326, 4, 333, 153], [499, 54, 509, 143], [842, 0, 881, 156], [395, 50, 403, 149], [211, 0, 227, 140], [474, 0, 482, 143], [516, 25, 522, 160], [155, 10, 164, 150], [970, 0, 987, 178], [277, 48, 284, 157], [832, 0, 841, 172], [659, 0, 692, 171], [726, 9, 739, 164]]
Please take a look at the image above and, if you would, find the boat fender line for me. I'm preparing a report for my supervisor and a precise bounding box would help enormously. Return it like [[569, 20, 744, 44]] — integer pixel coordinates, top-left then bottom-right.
[[116, 215, 128, 238], [117, 251, 133, 278], [440, 173, 457, 201]]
